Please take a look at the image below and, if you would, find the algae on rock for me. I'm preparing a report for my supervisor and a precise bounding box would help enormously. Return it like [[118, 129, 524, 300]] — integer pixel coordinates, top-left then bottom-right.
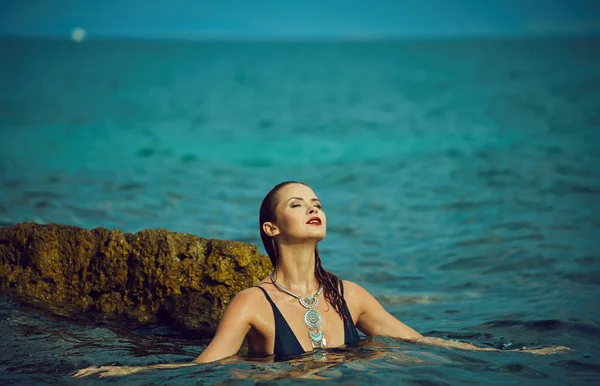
[[0, 223, 272, 336]]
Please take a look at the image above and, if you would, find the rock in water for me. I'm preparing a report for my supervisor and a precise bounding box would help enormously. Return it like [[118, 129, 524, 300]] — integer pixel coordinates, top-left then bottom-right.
[[0, 223, 272, 336]]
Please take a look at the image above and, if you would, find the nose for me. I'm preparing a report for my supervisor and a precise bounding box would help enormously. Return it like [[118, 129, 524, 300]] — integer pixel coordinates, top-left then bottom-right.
[[308, 206, 318, 215]]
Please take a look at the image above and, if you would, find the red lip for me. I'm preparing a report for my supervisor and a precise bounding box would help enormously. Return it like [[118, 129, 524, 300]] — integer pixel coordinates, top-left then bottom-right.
[[306, 217, 322, 225]]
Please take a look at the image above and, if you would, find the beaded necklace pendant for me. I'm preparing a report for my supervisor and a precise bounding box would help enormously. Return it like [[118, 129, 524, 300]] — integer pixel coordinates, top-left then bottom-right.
[[301, 296, 326, 348], [270, 273, 326, 349]]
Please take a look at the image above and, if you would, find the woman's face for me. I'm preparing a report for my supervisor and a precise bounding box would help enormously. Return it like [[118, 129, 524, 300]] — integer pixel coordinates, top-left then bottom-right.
[[267, 183, 326, 243]]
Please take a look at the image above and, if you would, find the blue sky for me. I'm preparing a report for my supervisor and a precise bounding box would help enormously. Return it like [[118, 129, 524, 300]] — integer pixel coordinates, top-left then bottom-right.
[[1, 0, 600, 39]]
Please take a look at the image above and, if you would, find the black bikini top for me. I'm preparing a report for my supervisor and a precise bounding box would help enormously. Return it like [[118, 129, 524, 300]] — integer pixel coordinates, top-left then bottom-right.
[[255, 280, 360, 360]]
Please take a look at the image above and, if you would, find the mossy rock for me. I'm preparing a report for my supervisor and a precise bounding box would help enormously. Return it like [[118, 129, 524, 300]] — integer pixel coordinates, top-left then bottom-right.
[[0, 223, 271, 336]]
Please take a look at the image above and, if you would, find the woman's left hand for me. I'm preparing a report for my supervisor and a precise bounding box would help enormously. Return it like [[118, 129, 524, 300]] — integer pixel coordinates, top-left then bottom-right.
[[72, 365, 144, 378], [519, 346, 572, 355]]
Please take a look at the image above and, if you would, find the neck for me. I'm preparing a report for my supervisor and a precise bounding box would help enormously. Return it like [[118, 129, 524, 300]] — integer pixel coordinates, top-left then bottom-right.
[[272, 242, 319, 297]]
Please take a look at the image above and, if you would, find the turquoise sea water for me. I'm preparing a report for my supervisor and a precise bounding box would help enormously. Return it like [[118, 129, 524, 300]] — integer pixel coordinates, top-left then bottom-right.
[[1, 37, 599, 384]]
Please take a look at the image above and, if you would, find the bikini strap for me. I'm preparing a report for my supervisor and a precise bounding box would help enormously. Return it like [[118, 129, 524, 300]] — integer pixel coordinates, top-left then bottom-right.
[[255, 285, 277, 307], [339, 279, 345, 297]]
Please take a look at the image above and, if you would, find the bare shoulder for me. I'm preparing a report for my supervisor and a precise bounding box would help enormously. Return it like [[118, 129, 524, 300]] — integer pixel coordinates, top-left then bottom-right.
[[341, 280, 369, 297], [224, 286, 269, 314], [232, 286, 267, 303], [341, 280, 380, 315]]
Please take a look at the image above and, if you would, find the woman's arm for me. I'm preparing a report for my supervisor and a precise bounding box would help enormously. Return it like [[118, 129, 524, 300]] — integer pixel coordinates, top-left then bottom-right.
[[346, 280, 493, 350], [191, 288, 256, 363], [346, 281, 570, 354], [72, 288, 257, 378], [346, 280, 423, 341]]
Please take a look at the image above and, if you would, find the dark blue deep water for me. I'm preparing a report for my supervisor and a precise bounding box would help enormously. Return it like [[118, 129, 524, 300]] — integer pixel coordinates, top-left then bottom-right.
[[1, 37, 599, 385]]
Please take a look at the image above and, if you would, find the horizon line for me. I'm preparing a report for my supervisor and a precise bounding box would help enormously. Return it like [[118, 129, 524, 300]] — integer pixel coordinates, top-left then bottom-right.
[[1, 31, 599, 43]]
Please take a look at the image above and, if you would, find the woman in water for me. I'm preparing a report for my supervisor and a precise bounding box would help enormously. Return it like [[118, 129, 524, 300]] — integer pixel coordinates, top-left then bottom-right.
[[73, 181, 568, 378]]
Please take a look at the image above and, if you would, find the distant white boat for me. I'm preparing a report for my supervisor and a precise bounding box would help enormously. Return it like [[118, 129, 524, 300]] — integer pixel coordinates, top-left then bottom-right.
[[71, 27, 86, 42]]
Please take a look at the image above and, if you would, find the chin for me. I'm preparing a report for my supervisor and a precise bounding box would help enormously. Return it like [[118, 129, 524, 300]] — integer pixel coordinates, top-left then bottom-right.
[[308, 232, 326, 242]]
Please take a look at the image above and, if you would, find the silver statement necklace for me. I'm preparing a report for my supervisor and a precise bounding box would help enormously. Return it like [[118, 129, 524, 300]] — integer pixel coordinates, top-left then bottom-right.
[[269, 272, 326, 349]]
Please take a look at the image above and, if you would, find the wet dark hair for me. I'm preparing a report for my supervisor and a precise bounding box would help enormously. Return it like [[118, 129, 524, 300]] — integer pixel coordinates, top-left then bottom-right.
[[259, 181, 346, 321]]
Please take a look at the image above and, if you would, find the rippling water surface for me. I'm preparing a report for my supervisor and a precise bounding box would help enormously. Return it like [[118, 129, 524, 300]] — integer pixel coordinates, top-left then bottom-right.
[[1, 38, 599, 385]]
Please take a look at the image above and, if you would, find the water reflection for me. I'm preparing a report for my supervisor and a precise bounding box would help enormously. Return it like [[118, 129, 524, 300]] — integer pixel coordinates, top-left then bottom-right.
[[210, 339, 444, 382]]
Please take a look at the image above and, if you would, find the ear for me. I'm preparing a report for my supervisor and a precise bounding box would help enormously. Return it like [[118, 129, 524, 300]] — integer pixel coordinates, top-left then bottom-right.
[[262, 221, 280, 237]]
